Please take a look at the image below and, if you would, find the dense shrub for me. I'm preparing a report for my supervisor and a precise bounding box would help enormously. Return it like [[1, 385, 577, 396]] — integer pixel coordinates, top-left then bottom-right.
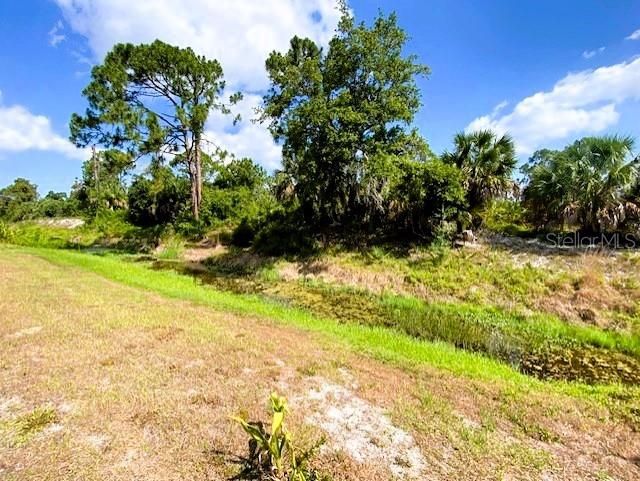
[[212, 157, 267, 191], [91, 210, 135, 238], [36, 192, 80, 218], [0, 178, 39, 221], [0, 221, 12, 242], [480, 199, 530, 236], [201, 187, 256, 225], [231, 217, 259, 247], [392, 158, 466, 238], [253, 211, 316, 256], [128, 175, 188, 227]]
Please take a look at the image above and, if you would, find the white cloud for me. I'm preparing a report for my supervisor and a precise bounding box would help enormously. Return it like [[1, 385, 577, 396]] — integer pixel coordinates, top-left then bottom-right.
[[466, 57, 640, 155], [491, 100, 509, 116], [0, 100, 87, 161], [205, 94, 281, 170], [582, 46, 604, 59], [626, 29, 640, 41], [54, 0, 342, 170], [54, 0, 340, 90], [48, 20, 66, 47]]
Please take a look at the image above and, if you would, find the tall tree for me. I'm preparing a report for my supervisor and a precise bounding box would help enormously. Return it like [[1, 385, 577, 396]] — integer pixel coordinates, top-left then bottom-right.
[[442, 130, 517, 216], [523, 136, 639, 232], [70, 40, 239, 220], [71, 149, 131, 214], [0, 178, 39, 221], [261, 5, 429, 231]]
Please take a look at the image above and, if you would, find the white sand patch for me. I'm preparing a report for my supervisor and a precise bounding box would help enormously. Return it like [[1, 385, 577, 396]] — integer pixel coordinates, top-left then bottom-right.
[[57, 401, 75, 414], [299, 378, 426, 480], [85, 433, 111, 452], [7, 326, 42, 339], [0, 395, 22, 418], [36, 218, 85, 229], [337, 367, 358, 389], [43, 423, 64, 435]]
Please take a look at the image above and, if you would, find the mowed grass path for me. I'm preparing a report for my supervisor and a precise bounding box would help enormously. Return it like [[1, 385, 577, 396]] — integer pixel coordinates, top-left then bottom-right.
[[1, 247, 640, 480]]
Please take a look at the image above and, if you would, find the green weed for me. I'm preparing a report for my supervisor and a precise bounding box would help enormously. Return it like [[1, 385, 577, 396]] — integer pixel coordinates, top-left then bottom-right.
[[1, 407, 57, 447], [232, 393, 325, 480], [157, 237, 184, 260]]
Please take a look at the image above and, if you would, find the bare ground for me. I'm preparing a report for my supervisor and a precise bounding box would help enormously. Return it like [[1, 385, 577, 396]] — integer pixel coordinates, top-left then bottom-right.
[[1, 251, 639, 480]]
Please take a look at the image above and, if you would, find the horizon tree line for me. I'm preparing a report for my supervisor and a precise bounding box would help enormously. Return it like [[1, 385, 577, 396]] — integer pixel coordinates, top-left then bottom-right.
[[2, 3, 639, 246]]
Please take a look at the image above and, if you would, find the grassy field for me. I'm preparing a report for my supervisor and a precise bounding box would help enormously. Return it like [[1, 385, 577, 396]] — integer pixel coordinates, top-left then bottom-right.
[[1, 245, 640, 480], [148, 240, 640, 386]]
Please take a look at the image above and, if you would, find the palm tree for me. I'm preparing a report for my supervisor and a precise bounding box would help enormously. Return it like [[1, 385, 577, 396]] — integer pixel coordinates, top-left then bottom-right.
[[523, 136, 639, 232], [442, 130, 517, 229]]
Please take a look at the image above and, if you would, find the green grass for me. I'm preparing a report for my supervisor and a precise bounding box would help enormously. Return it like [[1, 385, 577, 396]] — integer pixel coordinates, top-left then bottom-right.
[[378, 293, 640, 358], [6, 222, 99, 249], [357, 246, 563, 305], [0, 245, 633, 394], [156, 237, 184, 260], [3, 244, 640, 429], [239, 275, 640, 384], [5, 218, 161, 252], [8, 246, 521, 383], [1, 407, 57, 447]]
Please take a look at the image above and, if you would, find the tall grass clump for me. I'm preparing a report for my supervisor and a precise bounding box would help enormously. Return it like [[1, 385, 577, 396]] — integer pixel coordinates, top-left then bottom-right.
[[0, 221, 13, 243]]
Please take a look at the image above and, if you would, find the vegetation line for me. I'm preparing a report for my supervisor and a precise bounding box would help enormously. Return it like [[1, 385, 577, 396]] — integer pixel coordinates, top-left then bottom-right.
[[9, 245, 625, 403]]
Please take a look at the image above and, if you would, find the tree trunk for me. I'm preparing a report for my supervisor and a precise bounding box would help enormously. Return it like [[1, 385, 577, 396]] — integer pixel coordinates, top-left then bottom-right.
[[190, 164, 199, 221], [195, 145, 202, 214], [190, 136, 203, 221]]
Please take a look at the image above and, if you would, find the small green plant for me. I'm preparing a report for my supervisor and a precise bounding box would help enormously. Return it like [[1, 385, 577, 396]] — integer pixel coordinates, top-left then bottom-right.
[[0, 221, 13, 242], [1, 407, 57, 447], [157, 236, 184, 260], [232, 393, 325, 481]]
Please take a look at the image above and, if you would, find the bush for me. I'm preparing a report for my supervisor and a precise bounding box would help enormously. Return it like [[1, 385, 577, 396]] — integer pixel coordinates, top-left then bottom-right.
[[201, 187, 252, 225], [481, 199, 530, 236], [392, 158, 466, 238], [0, 221, 13, 242], [253, 211, 316, 256], [201, 185, 276, 228], [231, 217, 259, 247], [0, 178, 39, 222], [128, 175, 188, 227], [91, 210, 134, 238], [36, 192, 80, 218]]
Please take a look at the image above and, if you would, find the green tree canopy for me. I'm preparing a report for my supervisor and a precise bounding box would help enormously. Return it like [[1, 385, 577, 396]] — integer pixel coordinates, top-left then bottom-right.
[[0, 178, 39, 221], [71, 149, 131, 214], [523, 135, 639, 232], [70, 40, 239, 220], [392, 158, 466, 237], [213, 157, 267, 191], [442, 130, 517, 218], [261, 5, 430, 232]]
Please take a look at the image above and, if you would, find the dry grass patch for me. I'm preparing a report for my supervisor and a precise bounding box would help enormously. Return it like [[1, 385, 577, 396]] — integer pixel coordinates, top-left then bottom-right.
[[0, 250, 639, 480]]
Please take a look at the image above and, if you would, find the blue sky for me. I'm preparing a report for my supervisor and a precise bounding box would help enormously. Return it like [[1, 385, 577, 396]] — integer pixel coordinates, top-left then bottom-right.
[[1, 0, 639, 194]]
